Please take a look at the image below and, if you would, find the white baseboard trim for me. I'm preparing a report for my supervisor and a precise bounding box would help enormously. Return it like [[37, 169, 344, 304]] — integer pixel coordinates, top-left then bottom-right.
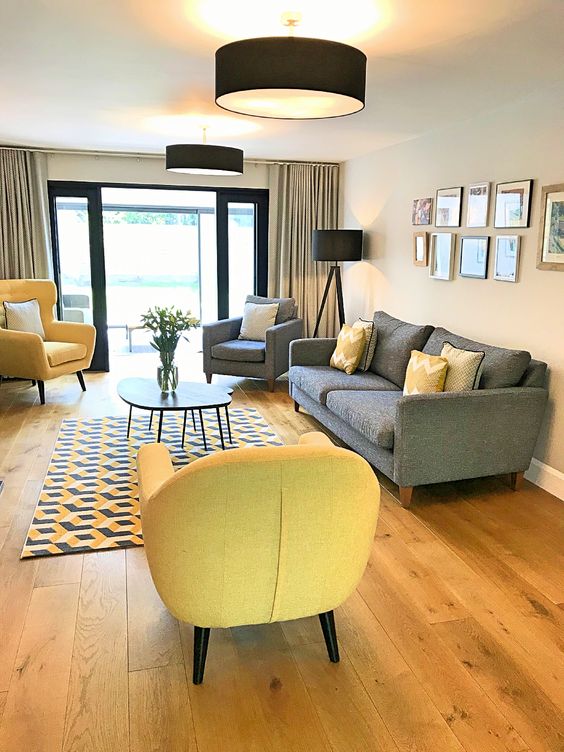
[[525, 459, 564, 501]]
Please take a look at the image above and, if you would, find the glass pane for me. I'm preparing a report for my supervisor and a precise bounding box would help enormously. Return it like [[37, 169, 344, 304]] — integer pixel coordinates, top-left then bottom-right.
[[55, 197, 94, 326], [228, 202, 255, 317]]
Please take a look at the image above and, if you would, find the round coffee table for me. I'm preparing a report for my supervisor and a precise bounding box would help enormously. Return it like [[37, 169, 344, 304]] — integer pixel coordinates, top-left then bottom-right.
[[117, 378, 234, 450]]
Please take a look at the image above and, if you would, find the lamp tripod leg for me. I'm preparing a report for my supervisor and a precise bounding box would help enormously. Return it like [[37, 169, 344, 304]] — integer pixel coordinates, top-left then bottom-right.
[[313, 265, 336, 338]]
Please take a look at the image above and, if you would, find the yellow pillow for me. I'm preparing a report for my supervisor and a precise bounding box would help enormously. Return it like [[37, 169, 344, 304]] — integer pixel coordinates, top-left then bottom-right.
[[403, 350, 448, 396], [330, 324, 366, 375]]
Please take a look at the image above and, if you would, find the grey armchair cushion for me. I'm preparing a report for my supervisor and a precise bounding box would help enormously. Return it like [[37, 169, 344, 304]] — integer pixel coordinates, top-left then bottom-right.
[[211, 339, 265, 362], [326, 390, 401, 449], [245, 295, 296, 324], [369, 311, 434, 388], [423, 327, 531, 389], [289, 365, 399, 405]]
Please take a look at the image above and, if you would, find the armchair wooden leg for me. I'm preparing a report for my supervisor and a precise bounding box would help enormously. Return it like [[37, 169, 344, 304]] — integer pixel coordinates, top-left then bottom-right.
[[193, 626, 211, 685], [76, 371, 86, 392], [319, 611, 340, 663], [31, 379, 36, 386], [509, 471, 524, 491], [398, 486, 413, 508], [37, 380, 45, 405], [205, 373, 212, 384], [267, 379, 275, 392]]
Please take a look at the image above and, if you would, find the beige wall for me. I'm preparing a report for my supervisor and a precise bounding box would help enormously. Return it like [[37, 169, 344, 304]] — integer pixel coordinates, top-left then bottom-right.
[[47, 152, 269, 189], [341, 87, 564, 474]]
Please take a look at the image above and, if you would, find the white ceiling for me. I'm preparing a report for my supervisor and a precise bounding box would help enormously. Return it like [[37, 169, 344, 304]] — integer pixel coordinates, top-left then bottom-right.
[[1, 0, 563, 162]]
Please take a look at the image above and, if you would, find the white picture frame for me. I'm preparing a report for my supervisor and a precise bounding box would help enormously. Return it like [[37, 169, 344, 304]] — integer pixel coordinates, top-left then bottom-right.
[[466, 182, 490, 228], [459, 236, 489, 279], [494, 235, 520, 282], [429, 233, 456, 280], [435, 187, 462, 227]]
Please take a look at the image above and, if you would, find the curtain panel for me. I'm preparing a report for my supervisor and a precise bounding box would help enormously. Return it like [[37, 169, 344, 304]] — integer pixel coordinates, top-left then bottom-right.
[[267, 162, 340, 337], [0, 149, 52, 279]]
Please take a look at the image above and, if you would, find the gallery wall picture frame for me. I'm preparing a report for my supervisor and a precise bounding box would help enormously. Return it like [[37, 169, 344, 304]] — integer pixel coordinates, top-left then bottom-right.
[[494, 179, 533, 228], [537, 183, 564, 271], [413, 232, 428, 266], [493, 235, 521, 282], [467, 182, 490, 227], [435, 187, 462, 227], [412, 197, 433, 225], [429, 232, 456, 280], [459, 236, 489, 279]]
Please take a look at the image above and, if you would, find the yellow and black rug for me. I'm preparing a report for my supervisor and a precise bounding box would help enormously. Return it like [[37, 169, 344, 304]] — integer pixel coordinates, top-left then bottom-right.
[[21, 407, 282, 559]]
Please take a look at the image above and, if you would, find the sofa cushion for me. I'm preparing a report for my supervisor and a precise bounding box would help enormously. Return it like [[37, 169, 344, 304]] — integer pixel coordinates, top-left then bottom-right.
[[326, 390, 401, 449], [245, 295, 296, 324], [289, 365, 400, 405], [369, 311, 434, 388], [44, 341, 87, 367], [212, 339, 265, 362], [423, 327, 531, 389]]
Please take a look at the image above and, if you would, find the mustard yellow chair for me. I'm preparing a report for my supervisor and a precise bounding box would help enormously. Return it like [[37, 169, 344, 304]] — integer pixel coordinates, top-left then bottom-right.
[[137, 431, 380, 684], [0, 279, 96, 404]]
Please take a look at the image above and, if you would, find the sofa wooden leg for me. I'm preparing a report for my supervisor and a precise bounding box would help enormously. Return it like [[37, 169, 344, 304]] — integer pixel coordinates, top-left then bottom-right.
[[205, 373, 212, 384], [294, 400, 300, 412], [509, 471, 524, 491], [37, 380, 45, 405], [267, 379, 275, 392], [398, 486, 413, 508], [193, 626, 211, 685], [76, 371, 86, 392], [319, 611, 340, 663]]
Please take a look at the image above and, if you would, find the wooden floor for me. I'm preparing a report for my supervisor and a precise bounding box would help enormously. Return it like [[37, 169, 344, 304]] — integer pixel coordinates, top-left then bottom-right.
[[0, 359, 562, 752]]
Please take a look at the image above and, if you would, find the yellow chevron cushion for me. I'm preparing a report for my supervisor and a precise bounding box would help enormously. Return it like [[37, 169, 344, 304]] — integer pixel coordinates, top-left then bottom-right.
[[330, 324, 366, 375], [403, 350, 448, 396]]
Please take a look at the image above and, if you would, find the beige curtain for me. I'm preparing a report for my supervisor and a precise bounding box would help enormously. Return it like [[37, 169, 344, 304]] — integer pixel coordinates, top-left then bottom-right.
[[267, 162, 340, 337], [0, 149, 52, 279]]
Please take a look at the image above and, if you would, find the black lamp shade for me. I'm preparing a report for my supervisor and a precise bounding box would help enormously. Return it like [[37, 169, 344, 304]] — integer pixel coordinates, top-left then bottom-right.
[[166, 144, 244, 175], [312, 230, 363, 262], [215, 37, 366, 120]]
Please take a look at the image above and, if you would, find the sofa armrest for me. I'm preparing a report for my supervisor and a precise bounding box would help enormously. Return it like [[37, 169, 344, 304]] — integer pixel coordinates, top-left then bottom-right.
[[289, 337, 337, 367], [393, 387, 548, 487], [137, 443, 175, 505], [44, 320, 96, 357], [0, 329, 50, 379], [298, 431, 334, 447], [265, 318, 304, 378]]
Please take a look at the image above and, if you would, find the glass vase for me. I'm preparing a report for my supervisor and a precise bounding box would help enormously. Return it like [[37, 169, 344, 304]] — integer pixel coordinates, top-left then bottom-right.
[[157, 362, 178, 394]]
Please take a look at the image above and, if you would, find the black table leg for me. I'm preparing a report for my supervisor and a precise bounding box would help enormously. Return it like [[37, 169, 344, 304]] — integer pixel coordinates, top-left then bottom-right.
[[225, 406, 232, 444], [182, 410, 187, 445], [127, 405, 133, 438], [216, 407, 225, 450], [199, 409, 207, 451], [149, 410, 153, 431], [157, 410, 164, 442], [192, 410, 196, 431]]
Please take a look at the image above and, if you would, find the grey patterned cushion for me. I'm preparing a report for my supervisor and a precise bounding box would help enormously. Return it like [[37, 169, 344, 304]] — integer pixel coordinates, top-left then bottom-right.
[[369, 311, 434, 388], [423, 327, 531, 389], [245, 295, 296, 324], [3, 298, 45, 339], [289, 365, 399, 405], [211, 339, 265, 362], [326, 390, 401, 449]]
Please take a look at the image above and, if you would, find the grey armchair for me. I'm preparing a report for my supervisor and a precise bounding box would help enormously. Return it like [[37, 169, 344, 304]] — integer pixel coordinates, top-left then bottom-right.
[[203, 296, 303, 391]]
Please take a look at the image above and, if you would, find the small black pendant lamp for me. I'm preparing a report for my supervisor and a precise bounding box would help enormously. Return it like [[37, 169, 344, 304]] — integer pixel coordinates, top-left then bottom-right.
[[166, 127, 244, 175]]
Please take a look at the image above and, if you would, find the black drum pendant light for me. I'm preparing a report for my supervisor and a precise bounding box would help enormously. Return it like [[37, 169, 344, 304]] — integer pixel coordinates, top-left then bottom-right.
[[166, 128, 244, 175], [215, 15, 366, 120]]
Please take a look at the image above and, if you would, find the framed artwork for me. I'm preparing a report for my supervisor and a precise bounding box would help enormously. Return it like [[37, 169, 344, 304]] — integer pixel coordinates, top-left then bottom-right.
[[413, 232, 428, 266], [412, 197, 433, 225], [467, 182, 490, 227], [459, 236, 489, 279], [435, 187, 462, 227], [494, 180, 532, 228], [429, 233, 455, 280], [494, 235, 520, 282], [537, 183, 564, 271]]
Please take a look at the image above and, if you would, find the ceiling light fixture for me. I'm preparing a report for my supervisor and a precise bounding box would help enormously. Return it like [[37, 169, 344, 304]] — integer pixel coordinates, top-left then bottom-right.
[[215, 13, 367, 120], [165, 127, 244, 175]]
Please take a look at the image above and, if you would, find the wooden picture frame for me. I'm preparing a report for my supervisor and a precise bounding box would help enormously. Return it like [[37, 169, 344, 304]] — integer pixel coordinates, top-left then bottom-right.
[[494, 179, 533, 228], [435, 187, 462, 227], [537, 183, 564, 271], [413, 232, 428, 266], [466, 182, 490, 228], [412, 197, 433, 226], [459, 236, 489, 279], [429, 233, 455, 280], [494, 235, 520, 282]]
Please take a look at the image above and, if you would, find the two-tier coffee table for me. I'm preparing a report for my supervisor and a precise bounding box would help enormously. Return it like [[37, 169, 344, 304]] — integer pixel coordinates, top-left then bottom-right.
[[117, 378, 233, 450]]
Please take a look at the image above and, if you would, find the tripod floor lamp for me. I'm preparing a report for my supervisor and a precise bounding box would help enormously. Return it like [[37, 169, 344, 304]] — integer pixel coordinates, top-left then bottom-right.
[[312, 229, 363, 337]]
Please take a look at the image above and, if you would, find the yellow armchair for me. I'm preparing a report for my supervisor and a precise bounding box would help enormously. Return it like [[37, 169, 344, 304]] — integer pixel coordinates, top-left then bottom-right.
[[0, 279, 96, 404], [137, 431, 380, 683]]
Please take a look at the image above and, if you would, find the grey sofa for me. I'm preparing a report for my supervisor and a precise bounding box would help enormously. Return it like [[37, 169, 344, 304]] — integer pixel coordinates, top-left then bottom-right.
[[289, 311, 548, 507], [203, 295, 303, 391]]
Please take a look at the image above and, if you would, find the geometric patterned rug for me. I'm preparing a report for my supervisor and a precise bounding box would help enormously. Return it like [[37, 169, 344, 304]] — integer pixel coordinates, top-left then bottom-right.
[[21, 407, 283, 559]]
